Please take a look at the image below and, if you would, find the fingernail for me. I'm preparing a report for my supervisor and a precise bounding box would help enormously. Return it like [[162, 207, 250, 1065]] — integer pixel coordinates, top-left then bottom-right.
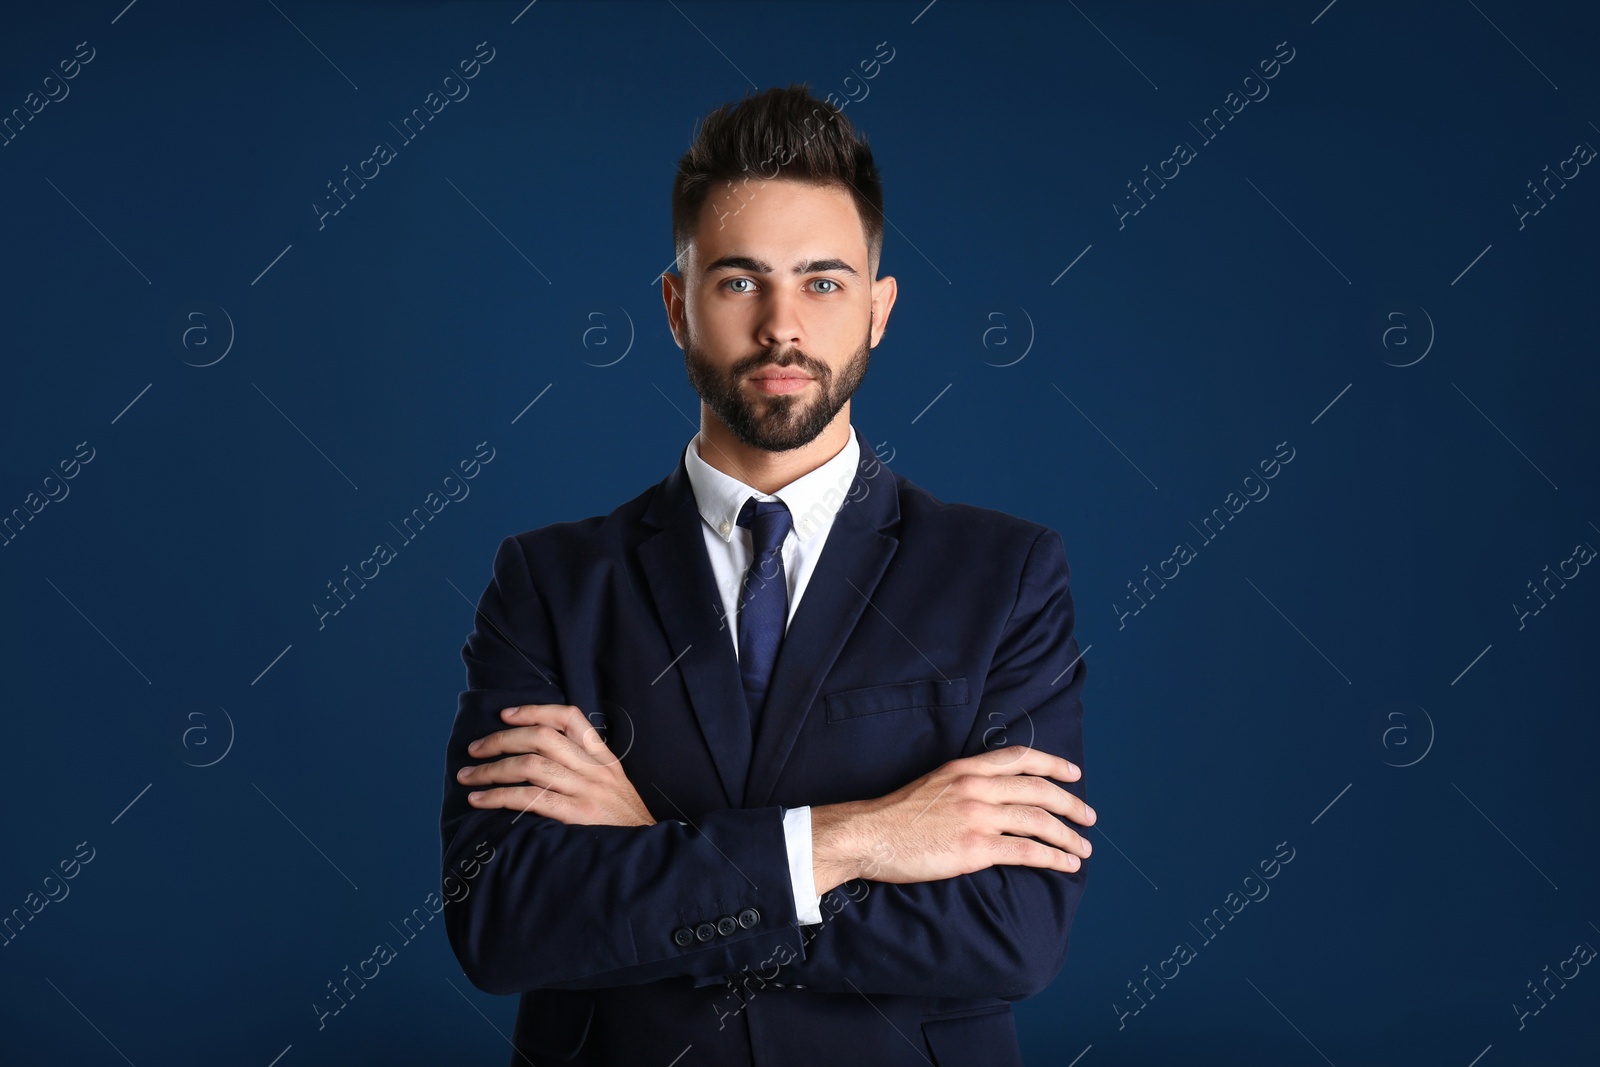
[[468, 791, 483, 800]]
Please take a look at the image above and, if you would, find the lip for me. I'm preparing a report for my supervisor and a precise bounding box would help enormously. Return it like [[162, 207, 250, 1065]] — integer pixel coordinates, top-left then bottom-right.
[[750, 374, 812, 395]]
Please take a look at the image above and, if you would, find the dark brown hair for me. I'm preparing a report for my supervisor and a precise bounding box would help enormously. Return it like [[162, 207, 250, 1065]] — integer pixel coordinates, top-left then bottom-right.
[[671, 83, 884, 277]]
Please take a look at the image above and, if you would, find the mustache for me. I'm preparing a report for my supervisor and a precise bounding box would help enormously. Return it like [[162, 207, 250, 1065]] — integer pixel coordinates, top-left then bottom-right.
[[739, 350, 822, 376]]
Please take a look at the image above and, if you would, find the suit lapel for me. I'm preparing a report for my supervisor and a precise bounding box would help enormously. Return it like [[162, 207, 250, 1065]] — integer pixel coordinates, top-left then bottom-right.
[[743, 428, 900, 808], [637, 427, 901, 812], [637, 453, 752, 808]]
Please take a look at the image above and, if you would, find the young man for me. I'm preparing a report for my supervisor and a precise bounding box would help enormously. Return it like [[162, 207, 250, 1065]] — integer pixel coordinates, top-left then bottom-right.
[[441, 84, 1095, 1067]]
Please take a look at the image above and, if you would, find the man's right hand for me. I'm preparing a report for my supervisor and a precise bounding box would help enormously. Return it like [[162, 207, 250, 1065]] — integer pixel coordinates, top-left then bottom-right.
[[810, 746, 1095, 895]]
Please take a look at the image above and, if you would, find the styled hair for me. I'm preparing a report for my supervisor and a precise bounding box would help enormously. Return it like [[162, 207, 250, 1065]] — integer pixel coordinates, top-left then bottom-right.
[[671, 83, 884, 278]]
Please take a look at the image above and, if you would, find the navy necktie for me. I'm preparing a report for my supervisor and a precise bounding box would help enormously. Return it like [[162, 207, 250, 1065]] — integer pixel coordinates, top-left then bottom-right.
[[736, 497, 793, 736]]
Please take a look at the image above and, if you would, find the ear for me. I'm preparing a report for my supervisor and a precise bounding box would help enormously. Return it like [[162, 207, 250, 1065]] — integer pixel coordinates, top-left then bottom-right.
[[868, 274, 897, 348], [661, 270, 687, 350]]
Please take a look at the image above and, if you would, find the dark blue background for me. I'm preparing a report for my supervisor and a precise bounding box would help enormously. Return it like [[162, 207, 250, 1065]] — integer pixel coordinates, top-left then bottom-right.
[[2, 1, 1596, 1064]]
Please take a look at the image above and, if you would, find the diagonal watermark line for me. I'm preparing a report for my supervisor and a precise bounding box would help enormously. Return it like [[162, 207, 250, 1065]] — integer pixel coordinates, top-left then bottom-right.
[[252, 382, 360, 489], [252, 244, 293, 286], [446, 177, 552, 283], [1311, 383, 1351, 425], [910, 383, 952, 424], [253, 782, 360, 890], [1451, 643, 1492, 685], [667, 0, 756, 88], [651, 644, 693, 686], [1096, 827, 1158, 890], [1244, 976, 1337, 1066], [1452, 782, 1558, 890], [512, 383, 554, 425], [1243, 577, 1351, 684], [112, 382, 152, 424], [44, 576, 151, 684], [1466, 0, 1557, 89], [1311, 782, 1351, 825], [1245, 177, 1351, 284], [445, 976, 538, 1066], [1451, 382, 1557, 488], [1051, 642, 1090, 686], [651, 783, 758, 889], [112, 783, 152, 825], [45, 177, 151, 284], [44, 978, 137, 1066], [1051, 383, 1158, 489], [844, 575, 950, 682], [251, 644, 293, 686], [444, 577, 555, 685], [1051, 244, 1092, 285], [1451, 243, 1492, 285], [1067, 1, 1157, 89], [841, 974, 936, 1065], [265, 0, 359, 89]]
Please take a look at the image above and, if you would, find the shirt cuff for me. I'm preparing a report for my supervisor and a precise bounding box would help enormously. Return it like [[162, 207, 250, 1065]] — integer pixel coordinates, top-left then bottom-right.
[[782, 805, 823, 925]]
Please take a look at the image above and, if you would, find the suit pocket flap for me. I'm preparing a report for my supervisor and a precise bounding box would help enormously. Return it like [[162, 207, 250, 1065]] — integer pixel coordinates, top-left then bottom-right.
[[825, 676, 969, 721]]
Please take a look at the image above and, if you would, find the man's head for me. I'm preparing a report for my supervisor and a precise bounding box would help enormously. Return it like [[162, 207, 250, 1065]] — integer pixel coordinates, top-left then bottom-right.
[[663, 84, 896, 455]]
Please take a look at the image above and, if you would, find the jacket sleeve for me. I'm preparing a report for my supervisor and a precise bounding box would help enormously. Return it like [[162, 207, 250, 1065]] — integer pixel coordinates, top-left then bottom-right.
[[765, 527, 1090, 1001], [441, 535, 810, 996]]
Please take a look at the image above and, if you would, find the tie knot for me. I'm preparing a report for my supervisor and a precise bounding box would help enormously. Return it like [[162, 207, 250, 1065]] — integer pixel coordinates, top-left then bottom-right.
[[737, 497, 793, 557]]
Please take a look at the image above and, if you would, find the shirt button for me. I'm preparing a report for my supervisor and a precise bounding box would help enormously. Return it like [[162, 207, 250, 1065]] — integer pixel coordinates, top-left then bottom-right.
[[719, 520, 732, 535]]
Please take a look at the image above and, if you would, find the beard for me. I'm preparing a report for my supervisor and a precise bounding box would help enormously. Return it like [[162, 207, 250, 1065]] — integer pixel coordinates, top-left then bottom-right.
[[684, 324, 871, 453]]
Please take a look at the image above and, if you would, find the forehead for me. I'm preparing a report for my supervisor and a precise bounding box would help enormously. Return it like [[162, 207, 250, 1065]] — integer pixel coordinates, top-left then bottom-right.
[[689, 179, 866, 268]]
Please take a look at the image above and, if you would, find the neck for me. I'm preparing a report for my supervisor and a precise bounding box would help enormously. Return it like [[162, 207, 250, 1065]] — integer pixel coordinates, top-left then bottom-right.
[[695, 409, 851, 495]]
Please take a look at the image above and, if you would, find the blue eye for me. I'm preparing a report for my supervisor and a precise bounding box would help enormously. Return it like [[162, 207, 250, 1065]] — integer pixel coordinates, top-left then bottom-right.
[[811, 278, 839, 293], [725, 278, 755, 293]]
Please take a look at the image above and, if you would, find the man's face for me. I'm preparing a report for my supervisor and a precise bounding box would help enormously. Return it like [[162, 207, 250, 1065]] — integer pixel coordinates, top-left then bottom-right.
[[665, 179, 893, 453]]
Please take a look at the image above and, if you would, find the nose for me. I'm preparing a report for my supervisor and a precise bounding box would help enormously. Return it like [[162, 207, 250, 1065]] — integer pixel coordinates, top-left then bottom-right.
[[755, 285, 803, 351]]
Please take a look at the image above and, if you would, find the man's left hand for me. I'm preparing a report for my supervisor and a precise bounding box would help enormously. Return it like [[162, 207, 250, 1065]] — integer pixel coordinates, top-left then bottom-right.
[[458, 703, 656, 827]]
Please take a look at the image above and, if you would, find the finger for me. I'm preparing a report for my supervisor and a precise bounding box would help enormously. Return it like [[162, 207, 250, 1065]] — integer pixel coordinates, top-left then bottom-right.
[[458, 752, 570, 787], [994, 803, 1093, 859], [985, 833, 1083, 874], [465, 783, 566, 814], [471, 723, 595, 772], [502, 705, 613, 763], [977, 773, 1096, 828], [969, 745, 1081, 783]]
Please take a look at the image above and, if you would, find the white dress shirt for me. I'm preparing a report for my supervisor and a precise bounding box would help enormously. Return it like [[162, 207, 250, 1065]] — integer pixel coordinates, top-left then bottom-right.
[[682, 427, 862, 926]]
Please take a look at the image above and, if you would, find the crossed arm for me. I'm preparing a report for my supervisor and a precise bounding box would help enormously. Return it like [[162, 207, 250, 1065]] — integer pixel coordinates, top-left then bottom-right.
[[442, 528, 1094, 999]]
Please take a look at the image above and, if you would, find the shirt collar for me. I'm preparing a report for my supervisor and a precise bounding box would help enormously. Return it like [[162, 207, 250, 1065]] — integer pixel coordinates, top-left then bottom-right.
[[683, 428, 861, 544]]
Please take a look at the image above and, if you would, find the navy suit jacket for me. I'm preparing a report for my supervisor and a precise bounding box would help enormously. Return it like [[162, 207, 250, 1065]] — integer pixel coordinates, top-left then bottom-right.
[[441, 427, 1089, 1066]]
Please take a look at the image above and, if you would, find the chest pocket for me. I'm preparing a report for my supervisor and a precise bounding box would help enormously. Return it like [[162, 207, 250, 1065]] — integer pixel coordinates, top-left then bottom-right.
[[824, 676, 970, 722]]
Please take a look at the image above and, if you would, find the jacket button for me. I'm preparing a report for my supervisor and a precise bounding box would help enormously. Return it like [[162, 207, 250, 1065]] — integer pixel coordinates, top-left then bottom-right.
[[716, 916, 738, 937], [737, 907, 759, 929], [673, 927, 694, 946], [695, 922, 717, 942]]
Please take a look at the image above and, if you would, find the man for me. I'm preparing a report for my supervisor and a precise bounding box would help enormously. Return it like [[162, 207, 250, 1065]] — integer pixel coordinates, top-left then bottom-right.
[[441, 84, 1095, 1066]]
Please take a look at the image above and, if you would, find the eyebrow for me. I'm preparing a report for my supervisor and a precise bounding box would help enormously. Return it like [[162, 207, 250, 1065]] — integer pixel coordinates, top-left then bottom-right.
[[703, 255, 859, 277]]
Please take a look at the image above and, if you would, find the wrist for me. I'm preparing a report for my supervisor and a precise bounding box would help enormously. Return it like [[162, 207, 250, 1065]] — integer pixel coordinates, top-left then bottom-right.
[[810, 800, 871, 896]]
